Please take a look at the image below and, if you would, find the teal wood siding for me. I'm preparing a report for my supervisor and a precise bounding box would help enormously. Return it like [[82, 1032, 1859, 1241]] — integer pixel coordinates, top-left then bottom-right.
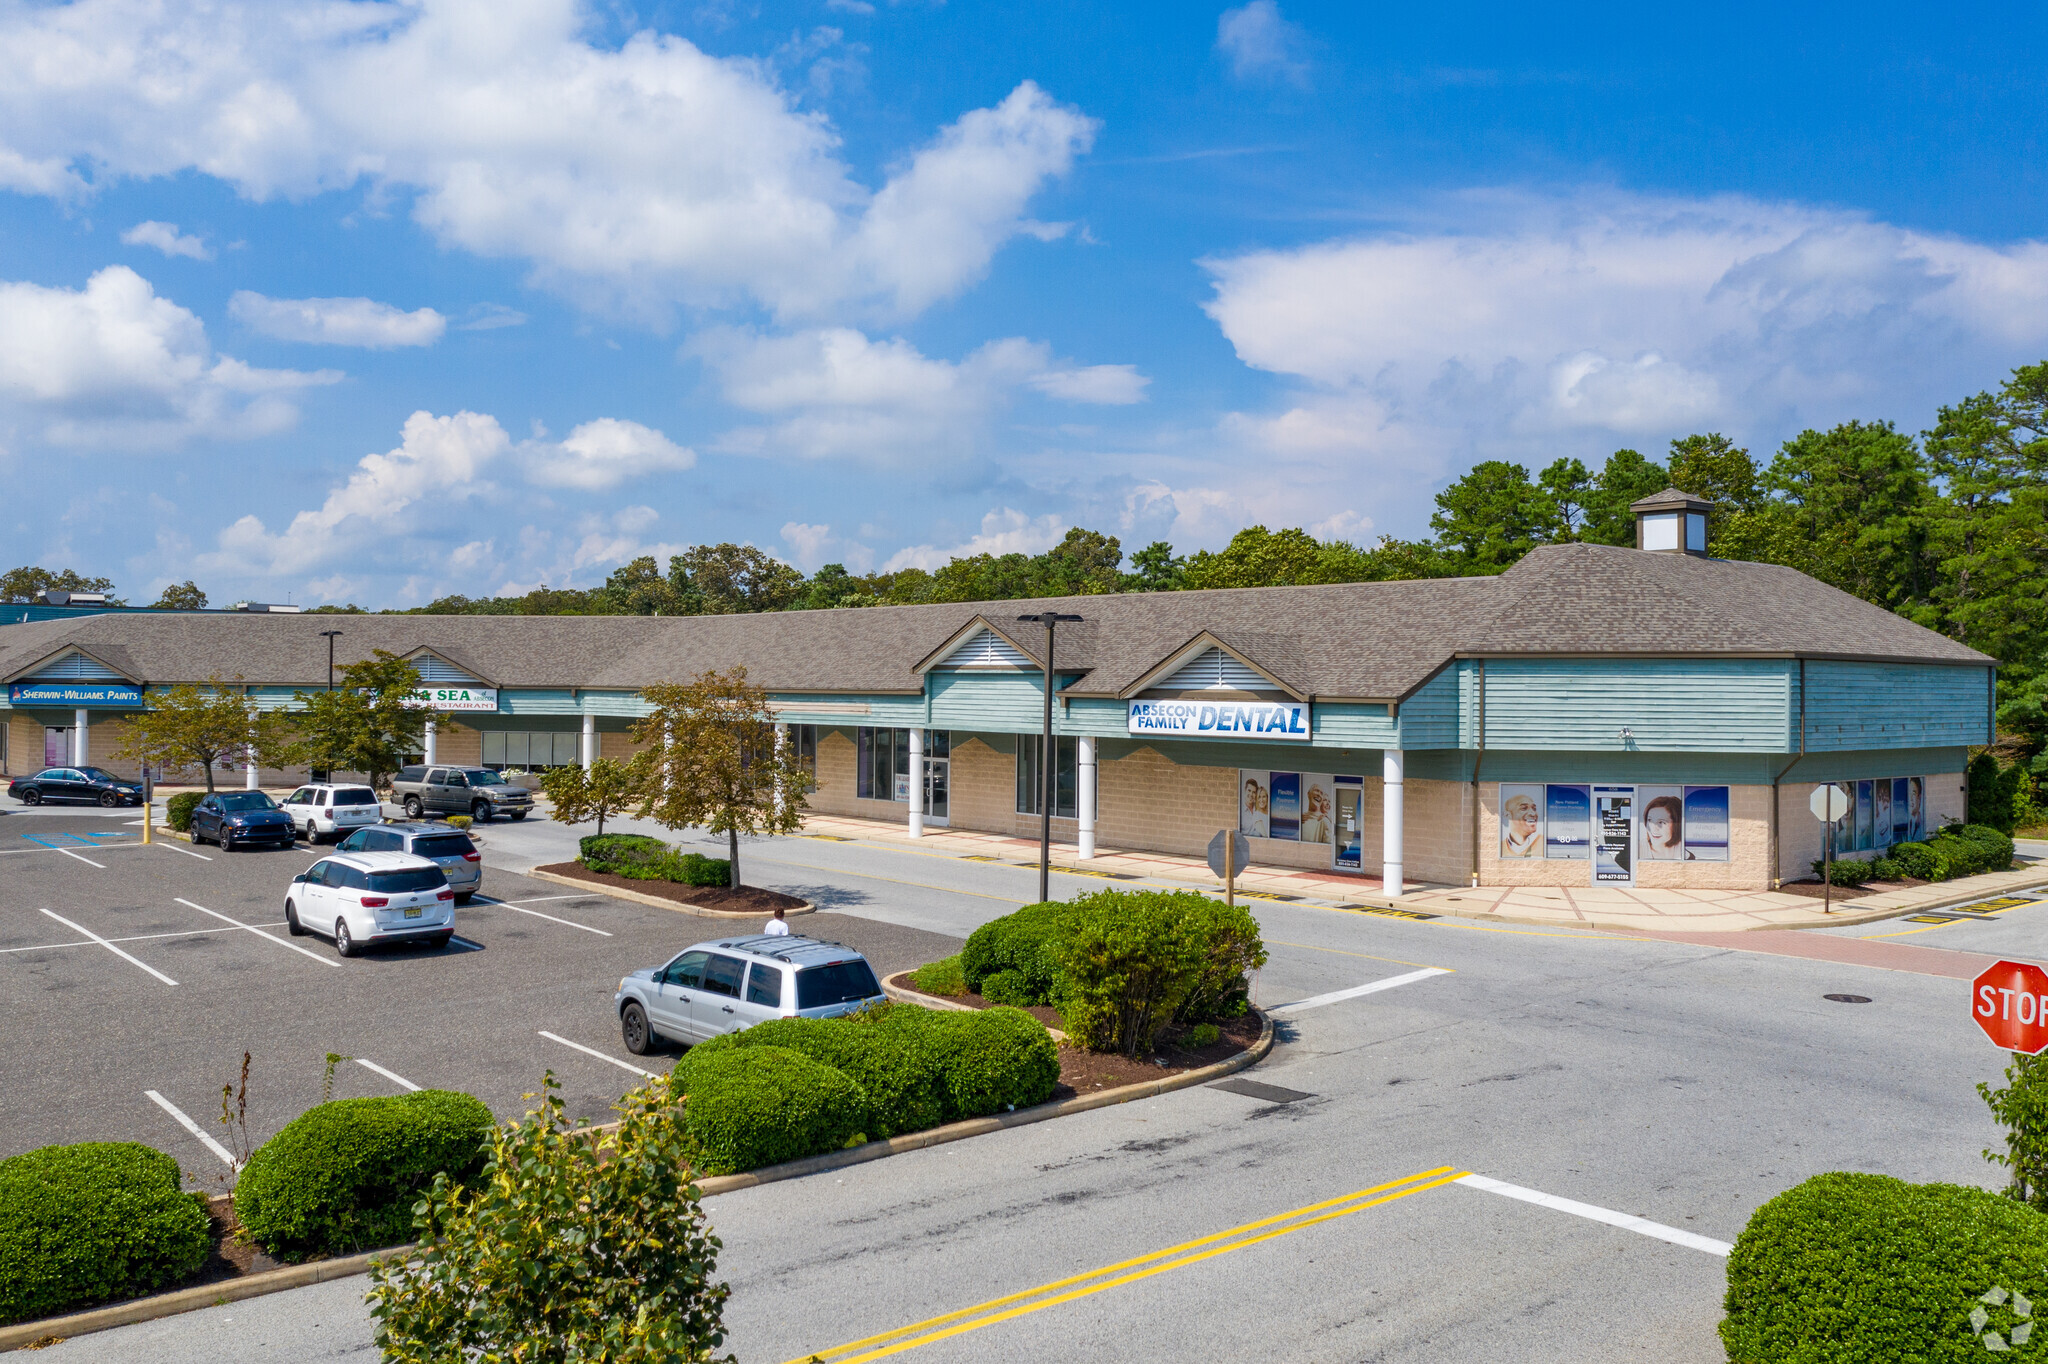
[[1063, 696, 1133, 738], [500, 689, 580, 716], [1396, 665, 1465, 749], [766, 693, 927, 726], [1313, 702, 1399, 748], [1477, 659, 1792, 753], [1800, 663, 1992, 752], [1102, 737, 1381, 771], [929, 672, 1046, 731]]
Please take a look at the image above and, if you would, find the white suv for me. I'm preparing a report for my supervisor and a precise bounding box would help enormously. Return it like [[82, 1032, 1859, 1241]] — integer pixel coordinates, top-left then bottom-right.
[[280, 783, 384, 843], [284, 851, 455, 957], [614, 935, 886, 1055]]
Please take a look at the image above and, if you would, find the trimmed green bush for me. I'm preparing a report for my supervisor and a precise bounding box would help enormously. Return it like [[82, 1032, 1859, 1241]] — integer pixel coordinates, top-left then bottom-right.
[[1818, 823, 2016, 886], [960, 901, 1071, 1003], [669, 852, 732, 888], [697, 1015, 946, 1140], [1722, 1172, 2048, 1361], [978, 969, 1034, 1007], [1057, 893, 1205, 1057], [0, 1142, 210, 1326], [924, 1007, 1061, 1119], [910, 955, 966, 997], [668, 1046, 870, 1174], [579, 833, 667, 874], [234, 1090, 494, 1260], [1189, 1023, 1221, 1047], [1173, 897, 1268, 1023], [165, 791, 202, 832], [1890, 840, 1951, 881]]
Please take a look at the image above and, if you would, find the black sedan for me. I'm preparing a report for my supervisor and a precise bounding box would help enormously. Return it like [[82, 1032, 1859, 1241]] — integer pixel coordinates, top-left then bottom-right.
[[190, 791, 297, 850], [7, 766, 143, 807]]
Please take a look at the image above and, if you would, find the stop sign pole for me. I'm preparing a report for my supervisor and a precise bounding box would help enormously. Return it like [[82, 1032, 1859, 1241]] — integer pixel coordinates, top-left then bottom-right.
[[1809, 784, 1851, 914], [1974, 960, 2048, 1056]]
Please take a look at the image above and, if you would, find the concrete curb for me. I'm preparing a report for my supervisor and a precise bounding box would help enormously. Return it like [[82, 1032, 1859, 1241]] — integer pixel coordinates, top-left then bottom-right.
[[525, 867, 816, 920], [0, 1012, 1275, 1351], [880, 974, 1070, 1041]]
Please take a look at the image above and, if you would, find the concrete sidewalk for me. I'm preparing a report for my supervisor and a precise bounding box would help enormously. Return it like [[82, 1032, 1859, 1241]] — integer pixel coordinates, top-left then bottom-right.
[[797, 812, 2048, 934]]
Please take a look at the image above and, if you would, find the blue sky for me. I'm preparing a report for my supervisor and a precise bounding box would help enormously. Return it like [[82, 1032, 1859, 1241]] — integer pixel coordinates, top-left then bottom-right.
[[3, 0, 2046, 608]]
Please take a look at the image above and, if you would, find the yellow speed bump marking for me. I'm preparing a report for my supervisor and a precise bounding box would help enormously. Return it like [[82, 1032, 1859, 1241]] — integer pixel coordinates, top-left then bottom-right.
[[786, 1166, 1465, 1364]]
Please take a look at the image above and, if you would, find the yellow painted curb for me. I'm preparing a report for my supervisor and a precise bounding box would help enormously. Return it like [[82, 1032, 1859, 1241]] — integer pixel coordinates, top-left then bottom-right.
[[524, 866, 815, 920], [0, 1012, 1275, 1351]]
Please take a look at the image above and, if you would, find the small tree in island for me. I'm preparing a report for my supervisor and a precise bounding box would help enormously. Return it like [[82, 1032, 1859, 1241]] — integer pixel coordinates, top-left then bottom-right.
[[284, 651, 445, 790], [114, 676, 294, 792], [630, 668, 810, 889], [539, 757, 643, 839]]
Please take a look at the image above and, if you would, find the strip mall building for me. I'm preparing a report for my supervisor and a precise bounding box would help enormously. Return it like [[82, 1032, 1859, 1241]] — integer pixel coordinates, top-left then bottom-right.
[[0, 494, 1995, 894]]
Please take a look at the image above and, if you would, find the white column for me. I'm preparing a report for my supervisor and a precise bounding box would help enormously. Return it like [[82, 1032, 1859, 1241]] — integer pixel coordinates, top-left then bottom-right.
[[774, 722, 788, 811], [73, 708, 89, 765], [1077, 734, 1097, 859], [581, 713, 596, 771], [907, 726, 924, 837], [423, 720, 438, 765], [245, 731, 258, 790], [1382, 748, 1405, 898]]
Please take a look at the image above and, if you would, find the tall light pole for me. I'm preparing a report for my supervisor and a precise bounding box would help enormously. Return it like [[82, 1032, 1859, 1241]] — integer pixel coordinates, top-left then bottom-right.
[[1018, 611, 1082, 903], [318, 630, 343, 690]]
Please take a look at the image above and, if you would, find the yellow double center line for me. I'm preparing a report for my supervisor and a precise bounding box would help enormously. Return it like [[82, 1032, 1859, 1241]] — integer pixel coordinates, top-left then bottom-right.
[[787, 1165, 1466, 1364]]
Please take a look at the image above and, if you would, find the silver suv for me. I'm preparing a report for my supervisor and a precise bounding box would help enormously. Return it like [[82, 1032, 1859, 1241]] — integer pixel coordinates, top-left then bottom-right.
[[389, 765, 534, 823], [337, 822, 484, 902], [614, 935, 886, 1055]]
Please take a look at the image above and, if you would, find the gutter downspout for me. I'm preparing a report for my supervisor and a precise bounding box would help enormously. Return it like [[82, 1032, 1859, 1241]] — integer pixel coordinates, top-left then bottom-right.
[[1469, 660, 1486, 888], [1768, 658, 1807, 890]]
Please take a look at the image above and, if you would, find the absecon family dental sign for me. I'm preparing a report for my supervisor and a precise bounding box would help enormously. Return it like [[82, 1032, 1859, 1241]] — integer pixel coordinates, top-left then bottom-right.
[[1127, 699, 1310, 740]]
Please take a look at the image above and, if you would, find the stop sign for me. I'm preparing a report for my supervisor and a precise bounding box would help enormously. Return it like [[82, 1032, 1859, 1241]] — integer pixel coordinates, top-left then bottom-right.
[[1973, 960, 2048, 1054]]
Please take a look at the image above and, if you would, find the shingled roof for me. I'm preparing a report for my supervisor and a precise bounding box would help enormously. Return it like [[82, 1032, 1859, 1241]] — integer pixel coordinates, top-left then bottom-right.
[[0, 543, 1991, 706]]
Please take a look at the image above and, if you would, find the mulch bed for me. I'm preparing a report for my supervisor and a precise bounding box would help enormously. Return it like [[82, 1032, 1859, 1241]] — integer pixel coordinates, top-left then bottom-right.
[[884, 972, 1259, 1097], [1773, 876, 1933, 901], [535, 862, 808, 914]]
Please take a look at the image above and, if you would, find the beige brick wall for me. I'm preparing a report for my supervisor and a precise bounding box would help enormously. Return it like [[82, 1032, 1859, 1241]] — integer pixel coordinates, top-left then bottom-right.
[[5, 713, 43, 775], [434, 722, 482, 767], [1478, 781, 1774, 890], [1404, 778, 1475, 886], [948, 736, 1016, 832]]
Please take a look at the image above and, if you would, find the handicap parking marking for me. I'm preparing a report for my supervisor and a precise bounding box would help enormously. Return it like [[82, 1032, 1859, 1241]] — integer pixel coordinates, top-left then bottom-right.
[[538, 1030, 659, 1079], [145, 1090, 239, 1169], [355, 1058, 422, 1092], [173, 897, 340, 969], [36, 908, 177, 986]]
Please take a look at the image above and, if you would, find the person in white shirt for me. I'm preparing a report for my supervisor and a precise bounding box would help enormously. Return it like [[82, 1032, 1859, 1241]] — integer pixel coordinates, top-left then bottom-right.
[[763, 907, 791, 936]]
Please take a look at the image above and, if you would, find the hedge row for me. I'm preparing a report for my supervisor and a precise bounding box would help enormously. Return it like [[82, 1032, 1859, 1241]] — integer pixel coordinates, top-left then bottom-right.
[[959, 891, 1267, 1055], [1723, 1172, 2048, 1361], [1809, 822, 2016, 886], [669, 1004, 1059, 1172], [579, 834, 730, 887], [165, 790, 202, 832], [235, 1090, 494, 1261], [0, 1142, 211, 1325]]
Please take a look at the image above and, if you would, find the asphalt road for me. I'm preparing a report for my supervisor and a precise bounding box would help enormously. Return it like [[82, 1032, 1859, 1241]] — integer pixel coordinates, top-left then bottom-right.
[[13, 804, 2048, 1362]]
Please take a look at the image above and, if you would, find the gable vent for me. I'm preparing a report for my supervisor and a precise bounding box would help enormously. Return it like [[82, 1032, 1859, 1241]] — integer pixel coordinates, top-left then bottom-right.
[[937, 628, 1032, 670], [1160, 646, 1271, 691], [30, 652, 124, 682], [410, 654, 485, 686]]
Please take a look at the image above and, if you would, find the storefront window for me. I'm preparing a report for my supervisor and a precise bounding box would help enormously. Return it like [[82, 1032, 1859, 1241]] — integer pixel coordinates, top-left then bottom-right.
[[481, 731, 581, 769], [1017, 736, 1076, 818], [854, 727, 937, 802]]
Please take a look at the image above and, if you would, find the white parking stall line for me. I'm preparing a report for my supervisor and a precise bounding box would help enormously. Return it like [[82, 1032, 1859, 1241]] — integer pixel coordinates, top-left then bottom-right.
[[37, 908, 177, 986], [476, 894, 588, 906], [146, 1090, 239, 1169], [54, 845, 107, 868], [538, 1031, 658, 1079], [158, 840, 211, 860], [356, 1058, 422, 1092], [1454, 1174, 1732, 1257], [480, 903, 612, 936], [1268, 967, 1452, 1013], [174, 897, 340, 969], [0, 922, 292, 955]]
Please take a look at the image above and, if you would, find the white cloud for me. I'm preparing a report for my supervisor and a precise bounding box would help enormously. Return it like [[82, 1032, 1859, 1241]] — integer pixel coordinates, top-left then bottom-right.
[[1202, 190, 2048, 487], [229, 291, 447, 347], [881, 508, 1066, 572], [120, 220, 211, 260], [204, 409, 510, 576], [0, 2, 1094, 323], [0, 265, 338, 449], [1217, 2, 1311, 86], [455, 303, 527, 331], [697, 326, 1147, 460], [779, 520, 875, 573], [525, 417, 697, 489]]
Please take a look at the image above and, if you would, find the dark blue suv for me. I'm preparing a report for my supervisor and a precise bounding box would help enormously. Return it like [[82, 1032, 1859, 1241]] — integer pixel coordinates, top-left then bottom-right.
[[190, 790, 298, 851]]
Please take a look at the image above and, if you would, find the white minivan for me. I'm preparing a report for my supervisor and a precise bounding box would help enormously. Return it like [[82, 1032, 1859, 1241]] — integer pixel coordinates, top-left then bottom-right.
[[280, 783, 384, 843], [285, 851, 455, 957]]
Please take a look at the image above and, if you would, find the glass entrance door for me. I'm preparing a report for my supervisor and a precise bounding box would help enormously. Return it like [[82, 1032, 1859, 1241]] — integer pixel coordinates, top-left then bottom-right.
[[923, 729, 950, 826]]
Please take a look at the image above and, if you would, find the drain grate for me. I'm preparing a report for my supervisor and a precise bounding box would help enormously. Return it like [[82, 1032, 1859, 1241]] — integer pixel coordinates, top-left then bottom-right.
[[1824, 994, 1873, 1004], [1209, 1078, 1315, 1104]]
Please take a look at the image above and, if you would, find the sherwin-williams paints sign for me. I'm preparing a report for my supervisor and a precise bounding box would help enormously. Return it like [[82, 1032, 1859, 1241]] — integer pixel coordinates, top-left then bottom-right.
[[9, 681, 143, 707], [1128, 699, 1309, 740], [402, 687, 499, 711]]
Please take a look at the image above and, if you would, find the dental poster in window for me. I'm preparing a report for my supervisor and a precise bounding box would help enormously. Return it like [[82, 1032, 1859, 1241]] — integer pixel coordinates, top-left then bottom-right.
[[1544, 785, 1591, 860], [1682, 786, 1730, 861], [1238, 771, 1269, 839], [1299, 774, 1335, 846], [1334, 776, 1364, 870], [1639, 786, 1684, 860], [1268, 773, 1301, 841], [1500, 784, 1543, 859], [1593, 786, 1635, 886]]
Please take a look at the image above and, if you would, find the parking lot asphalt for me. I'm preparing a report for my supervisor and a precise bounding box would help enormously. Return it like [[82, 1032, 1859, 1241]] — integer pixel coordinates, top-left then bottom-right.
[[0, 811, 961, 1171]]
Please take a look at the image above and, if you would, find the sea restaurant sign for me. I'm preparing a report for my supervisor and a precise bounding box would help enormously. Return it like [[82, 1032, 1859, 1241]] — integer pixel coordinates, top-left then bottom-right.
[[1128, 698, 1311, 741], [402, 687, 499, 712], [9, 681, 144, 707]]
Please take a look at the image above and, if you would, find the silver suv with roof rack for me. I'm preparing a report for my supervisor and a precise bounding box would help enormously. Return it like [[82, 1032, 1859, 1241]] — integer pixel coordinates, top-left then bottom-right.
[[614, 935, 886, 1055]]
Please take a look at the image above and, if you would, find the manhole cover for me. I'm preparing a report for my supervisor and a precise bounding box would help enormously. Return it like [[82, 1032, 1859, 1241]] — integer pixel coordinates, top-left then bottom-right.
[[1209, 1078, 1315, 1104], [1824, 994, 1873, 1004]]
